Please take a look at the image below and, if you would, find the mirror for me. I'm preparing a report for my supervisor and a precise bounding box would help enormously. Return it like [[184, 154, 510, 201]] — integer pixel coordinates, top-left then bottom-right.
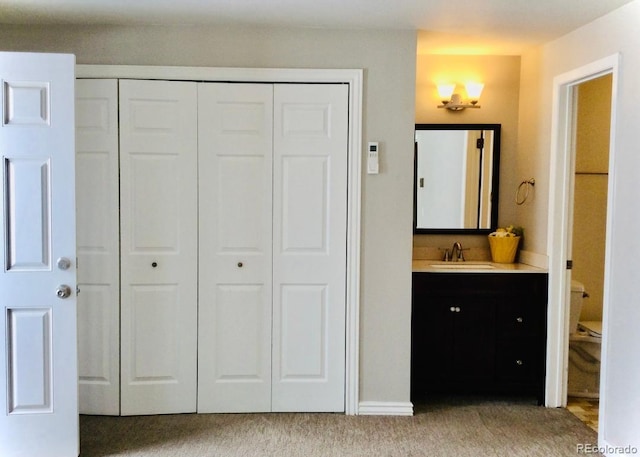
[[414, 124, 500, 234]]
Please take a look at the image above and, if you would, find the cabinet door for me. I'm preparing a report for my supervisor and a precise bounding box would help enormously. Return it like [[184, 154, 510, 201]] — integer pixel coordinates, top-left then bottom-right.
[[76, 79, 120, 415], [272, 84, 348, 412], [119, 80, 198, 415], [197, 83, 274, 413], [449, 299, 495, 382]]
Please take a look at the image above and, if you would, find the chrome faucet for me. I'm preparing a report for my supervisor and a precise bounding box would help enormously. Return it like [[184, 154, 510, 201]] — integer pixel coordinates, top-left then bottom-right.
[[451, 242, 465, 262]]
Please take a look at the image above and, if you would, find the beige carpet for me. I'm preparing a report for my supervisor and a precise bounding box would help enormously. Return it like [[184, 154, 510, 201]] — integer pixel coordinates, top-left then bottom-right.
[[80, 396, 600, 457]]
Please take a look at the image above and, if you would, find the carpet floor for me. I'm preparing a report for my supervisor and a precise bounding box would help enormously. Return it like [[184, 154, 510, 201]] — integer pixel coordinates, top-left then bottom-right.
[[80, 396, 600, 457]]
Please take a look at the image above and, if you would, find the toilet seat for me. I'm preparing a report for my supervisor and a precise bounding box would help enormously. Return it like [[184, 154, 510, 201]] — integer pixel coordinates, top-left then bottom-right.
[[578, 321, 602, 338]]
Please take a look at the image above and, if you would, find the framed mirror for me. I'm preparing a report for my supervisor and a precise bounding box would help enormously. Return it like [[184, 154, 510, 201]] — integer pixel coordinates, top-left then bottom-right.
[[414, 124, 500, 234]]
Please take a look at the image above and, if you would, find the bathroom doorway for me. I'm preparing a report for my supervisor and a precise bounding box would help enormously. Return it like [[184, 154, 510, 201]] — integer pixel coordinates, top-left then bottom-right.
[[565, 74, 612, 431], [546, 54, 619, 422]]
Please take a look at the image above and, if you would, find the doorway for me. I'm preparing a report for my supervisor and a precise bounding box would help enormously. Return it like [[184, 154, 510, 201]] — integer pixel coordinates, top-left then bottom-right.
[[546, 54, 619, 423], [565, 74, 612, 431]]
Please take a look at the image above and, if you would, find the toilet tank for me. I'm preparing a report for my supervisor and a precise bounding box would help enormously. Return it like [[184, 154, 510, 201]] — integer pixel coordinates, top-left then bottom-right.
[[569, 280, 586, 334]]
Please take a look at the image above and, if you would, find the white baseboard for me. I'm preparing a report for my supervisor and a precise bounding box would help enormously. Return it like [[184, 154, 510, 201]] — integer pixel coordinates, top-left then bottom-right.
[[358, 401, 414, 416]]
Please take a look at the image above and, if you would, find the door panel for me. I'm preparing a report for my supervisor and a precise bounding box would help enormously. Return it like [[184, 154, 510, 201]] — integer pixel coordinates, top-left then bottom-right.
[[119, 79, 198, 415], [76, 78, 120, 415], [197, 83, 273, 413], [272, 84, 348, 412], [0, 51, 78, 457]]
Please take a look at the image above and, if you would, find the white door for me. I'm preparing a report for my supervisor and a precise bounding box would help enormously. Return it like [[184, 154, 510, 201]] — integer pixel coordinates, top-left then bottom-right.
[[119, 80, 198, 415], [0, 52, 78, 456], [76, 79, 120, 415], [197, 83, 274, 413], [272, 84, 348, 412], [197, 83, 348, 413]]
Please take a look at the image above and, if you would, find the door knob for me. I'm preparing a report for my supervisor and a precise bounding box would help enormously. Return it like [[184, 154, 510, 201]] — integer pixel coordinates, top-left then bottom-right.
[[56, 285, 72, 299]]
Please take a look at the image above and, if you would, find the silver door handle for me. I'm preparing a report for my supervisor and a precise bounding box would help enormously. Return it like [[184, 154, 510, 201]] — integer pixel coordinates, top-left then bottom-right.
[[56, 285, 72, 299]]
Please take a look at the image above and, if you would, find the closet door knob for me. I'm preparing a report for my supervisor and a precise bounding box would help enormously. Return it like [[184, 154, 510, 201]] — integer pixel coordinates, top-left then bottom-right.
[[237, 262, 243, 268], [151, 262, 158, 268]]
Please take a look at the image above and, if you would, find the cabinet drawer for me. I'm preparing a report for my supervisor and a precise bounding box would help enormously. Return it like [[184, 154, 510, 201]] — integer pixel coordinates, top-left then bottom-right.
[[496, 303, 542, 337], [495, 343, 541, 382]]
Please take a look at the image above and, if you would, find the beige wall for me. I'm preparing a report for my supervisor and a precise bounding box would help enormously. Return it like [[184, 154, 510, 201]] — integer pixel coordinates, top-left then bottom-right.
[[414, 54, 521, 251], [572, 74, 612, 322], [0, 24, 417, 405], [518, 0, 640, 446]]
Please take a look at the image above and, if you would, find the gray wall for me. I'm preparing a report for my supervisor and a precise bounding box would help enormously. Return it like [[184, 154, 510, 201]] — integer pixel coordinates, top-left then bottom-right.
[[0, 24, 417, 405]]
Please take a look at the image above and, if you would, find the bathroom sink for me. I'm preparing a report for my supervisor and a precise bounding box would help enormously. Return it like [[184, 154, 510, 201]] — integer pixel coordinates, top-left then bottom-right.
[[429, 262, 496, 269]]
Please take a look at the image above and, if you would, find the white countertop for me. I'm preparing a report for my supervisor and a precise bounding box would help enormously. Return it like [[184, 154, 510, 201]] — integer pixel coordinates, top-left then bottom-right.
[[412, 260, 547, 274]]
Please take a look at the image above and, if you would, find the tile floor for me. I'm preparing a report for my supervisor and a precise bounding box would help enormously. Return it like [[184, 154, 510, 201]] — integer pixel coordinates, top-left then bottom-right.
[[567, 397, 599, 432]]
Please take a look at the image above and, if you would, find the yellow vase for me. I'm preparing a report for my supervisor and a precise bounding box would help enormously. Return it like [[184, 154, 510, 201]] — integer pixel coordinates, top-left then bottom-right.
[[488, 236, 521, 263]]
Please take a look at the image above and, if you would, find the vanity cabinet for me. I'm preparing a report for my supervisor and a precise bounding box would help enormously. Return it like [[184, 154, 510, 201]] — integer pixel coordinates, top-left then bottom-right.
[[411, 272, 548, 403]]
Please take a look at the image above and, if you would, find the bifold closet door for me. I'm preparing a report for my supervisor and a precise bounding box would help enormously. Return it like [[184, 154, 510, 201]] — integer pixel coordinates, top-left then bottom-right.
[[197, 84, 274, 413], [271, 84, 348, 412], [119, 80, 198, 415], [76, 79, 121, 415], [197, 82, 348, 413]]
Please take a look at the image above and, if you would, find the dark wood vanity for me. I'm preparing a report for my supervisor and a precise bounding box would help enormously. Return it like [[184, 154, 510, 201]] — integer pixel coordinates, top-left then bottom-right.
[[411, 271, 548, 404]]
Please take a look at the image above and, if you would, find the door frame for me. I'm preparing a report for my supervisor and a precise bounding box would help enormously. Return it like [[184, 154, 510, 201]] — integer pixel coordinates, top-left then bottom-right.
[[546, 54, 619, 414], [76, 64, 363, 415]]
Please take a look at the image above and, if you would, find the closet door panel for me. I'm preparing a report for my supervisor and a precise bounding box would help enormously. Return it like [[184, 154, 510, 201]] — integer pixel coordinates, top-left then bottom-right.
[[272, 84, 348, 412], [197, 83, 273, 413], [119, 80, 198, 415], [75, 79, 120, 415]]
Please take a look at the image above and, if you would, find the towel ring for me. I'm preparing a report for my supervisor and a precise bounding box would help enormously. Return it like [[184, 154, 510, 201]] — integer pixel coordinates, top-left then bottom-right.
[[515, 178, 535, 205]]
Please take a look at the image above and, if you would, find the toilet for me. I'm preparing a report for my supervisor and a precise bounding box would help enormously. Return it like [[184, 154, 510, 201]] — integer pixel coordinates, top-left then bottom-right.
[[568, 280, 602, 398]]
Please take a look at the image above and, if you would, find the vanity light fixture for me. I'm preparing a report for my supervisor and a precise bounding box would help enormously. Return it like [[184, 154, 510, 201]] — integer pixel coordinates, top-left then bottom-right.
[[437, 82, 484, 111]]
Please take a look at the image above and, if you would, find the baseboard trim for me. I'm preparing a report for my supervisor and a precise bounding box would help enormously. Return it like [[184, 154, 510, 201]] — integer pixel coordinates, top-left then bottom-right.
[[358, 401, 414, 416]]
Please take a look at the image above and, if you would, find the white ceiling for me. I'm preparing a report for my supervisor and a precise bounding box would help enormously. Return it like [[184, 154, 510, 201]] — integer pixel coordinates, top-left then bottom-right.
[[0, 0, 634, 54]]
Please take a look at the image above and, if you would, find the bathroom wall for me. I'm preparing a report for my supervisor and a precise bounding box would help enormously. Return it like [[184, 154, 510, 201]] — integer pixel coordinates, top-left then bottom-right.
[[0, 24, 417, 407], [414, 54, 522, 255], [572, 74, 612, 322], [517, 0, 640, 447]]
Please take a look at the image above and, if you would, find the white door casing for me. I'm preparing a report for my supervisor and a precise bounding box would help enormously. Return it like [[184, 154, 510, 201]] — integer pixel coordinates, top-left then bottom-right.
[[76, 79, 120, 415], [119, 79, 198, 415], [76, 64, 363, 415], [271, 84, 348, 412], [197, 83, 274, 413], [0, 52, 78, 456]]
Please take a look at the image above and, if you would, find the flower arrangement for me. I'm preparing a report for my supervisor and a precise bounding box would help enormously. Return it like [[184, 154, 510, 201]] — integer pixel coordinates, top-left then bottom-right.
[[488, 225, 523, 263], [488, 225, 523, 238]]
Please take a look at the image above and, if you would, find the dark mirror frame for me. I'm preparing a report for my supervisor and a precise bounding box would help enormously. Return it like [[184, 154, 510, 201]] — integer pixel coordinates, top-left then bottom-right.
[[413, 123, 501, 235]]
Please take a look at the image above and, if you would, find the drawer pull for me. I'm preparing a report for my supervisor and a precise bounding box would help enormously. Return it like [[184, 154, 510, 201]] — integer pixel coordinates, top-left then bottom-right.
[[516, 359, 524, 366], [516, 317, 524, 323], [449, 306, 461, 313]]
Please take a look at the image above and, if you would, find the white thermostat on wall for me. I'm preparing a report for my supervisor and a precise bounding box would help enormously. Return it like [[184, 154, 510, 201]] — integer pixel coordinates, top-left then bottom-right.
[[367, 142, 379, 174]]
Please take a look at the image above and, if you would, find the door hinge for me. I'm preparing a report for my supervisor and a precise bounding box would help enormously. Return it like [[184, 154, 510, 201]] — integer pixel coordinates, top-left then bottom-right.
[[566, 260, 573, 270]]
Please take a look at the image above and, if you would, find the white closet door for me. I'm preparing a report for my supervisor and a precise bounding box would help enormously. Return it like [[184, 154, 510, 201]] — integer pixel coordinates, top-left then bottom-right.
[[76, 79, 120, 415], [197, 83, 274, 413], [272, 84, 348, 412], [119, 80, 198, 415]]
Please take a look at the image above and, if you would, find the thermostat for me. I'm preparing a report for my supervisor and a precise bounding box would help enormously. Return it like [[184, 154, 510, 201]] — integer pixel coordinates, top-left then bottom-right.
[[367, 142, 379, 174]]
